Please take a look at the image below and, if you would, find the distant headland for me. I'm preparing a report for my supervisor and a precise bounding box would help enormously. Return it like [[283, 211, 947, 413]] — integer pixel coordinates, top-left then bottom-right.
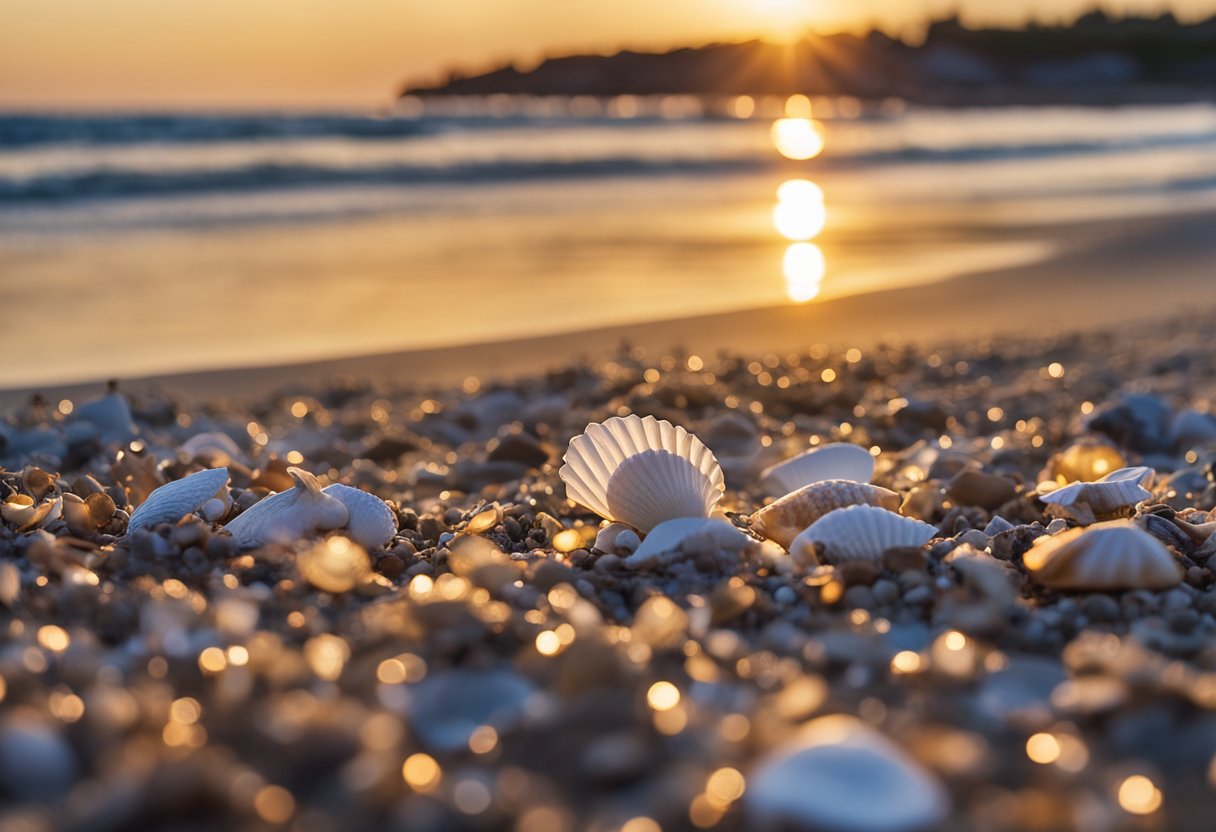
[[401, 13, 1216, 105]]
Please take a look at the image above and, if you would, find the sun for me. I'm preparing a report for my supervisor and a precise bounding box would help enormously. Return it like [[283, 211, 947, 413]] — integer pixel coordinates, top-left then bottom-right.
[[750, 0, 814, 41]]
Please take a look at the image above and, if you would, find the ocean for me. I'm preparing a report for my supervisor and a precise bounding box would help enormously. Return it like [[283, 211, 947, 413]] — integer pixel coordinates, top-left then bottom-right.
[[3, 101, 1216, 388]]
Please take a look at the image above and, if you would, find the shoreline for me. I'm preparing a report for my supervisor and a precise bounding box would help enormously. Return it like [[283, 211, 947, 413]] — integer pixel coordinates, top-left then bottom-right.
[[3, 207, 1215, 408]]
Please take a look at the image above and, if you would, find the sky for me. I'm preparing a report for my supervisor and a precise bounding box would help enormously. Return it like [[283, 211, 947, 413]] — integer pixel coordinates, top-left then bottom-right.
[[1, 0, 1212, 109]]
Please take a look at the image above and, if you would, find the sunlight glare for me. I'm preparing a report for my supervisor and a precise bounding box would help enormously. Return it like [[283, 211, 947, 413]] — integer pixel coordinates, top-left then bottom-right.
[[776, 179, 823, 203], [783, 242, 825, 303], [785, 94, 812, 118], [773, 198, 826, 241], [771, 118, 825, 160]]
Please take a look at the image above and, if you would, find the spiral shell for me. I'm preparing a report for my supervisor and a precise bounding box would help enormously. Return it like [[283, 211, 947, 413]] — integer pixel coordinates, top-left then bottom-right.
[[559, 415, 724, 533], [750, 480, 900, 550], [791, 504, 937, 563], [223, 468, 348, 549], [1023, 519, 1182, 590], [127, 467, 230, 533], [759, 443, 875, 494]]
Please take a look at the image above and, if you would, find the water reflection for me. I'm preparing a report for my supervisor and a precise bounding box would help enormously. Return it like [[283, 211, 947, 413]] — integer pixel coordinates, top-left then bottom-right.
[[773, 95, 828, 303]]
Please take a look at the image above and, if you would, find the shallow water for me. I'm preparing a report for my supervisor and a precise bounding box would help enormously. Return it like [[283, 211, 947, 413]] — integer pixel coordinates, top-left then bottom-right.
[[3, 103, 1216, 388]]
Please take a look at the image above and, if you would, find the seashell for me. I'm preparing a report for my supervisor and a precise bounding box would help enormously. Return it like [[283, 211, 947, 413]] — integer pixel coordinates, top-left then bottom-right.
[[127, 467, 230, 533], [746, 714, 950, 832], [1023, 519, 1183, 591], [1039, 466, 1153, 518], [759, 442, 875, 494], [72, 392, 137, 443], [624, 517, 751, 568], [791, 504, 937, 564], [1172, 516, 1216, 545], [322, 483, 397, 549], [61, 492, 114, 535], [592, 521, 641, 555], [2, 493, 62, 532], [559, 415, 723, 533], [1043, 439, 1125, 486], [223, 468, 348, 549], [180, 432, 244, 466], [750, 480, 900, 550]]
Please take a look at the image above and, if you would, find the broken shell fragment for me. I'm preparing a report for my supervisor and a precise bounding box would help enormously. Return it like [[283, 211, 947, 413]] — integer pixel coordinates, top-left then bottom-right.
[[2, 493, 63, 532], [750, 480, 901, 550], [559, 414, 724, 532], [624, 517, 751, 568], [1023, 519, 1183, 591]]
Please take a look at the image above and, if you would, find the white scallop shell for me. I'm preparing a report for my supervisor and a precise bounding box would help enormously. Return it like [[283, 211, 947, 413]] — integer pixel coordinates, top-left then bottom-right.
[[323, 483, 397, 549], [224, 468, 348, 549], [559, 415, 723, 533], [1040, 466, 1153, 516], [746, 714, 950, 832], [625, 517, 750, 568], [1023, 519, 1182, 590], [127, 467, 230, 533], [760, 443, 875, 494], [792, 504, 937, 563]]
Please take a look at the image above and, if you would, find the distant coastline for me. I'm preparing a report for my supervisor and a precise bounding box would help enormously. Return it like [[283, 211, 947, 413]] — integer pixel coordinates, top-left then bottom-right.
[[400, 14, 1216, 106]]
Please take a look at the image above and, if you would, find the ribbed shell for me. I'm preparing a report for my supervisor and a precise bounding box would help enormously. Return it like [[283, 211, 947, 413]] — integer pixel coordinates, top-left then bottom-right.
[[750, 480, 901, 550], [127, 467, 230, 533], [759, 443, 875, 494], [792, 504, 937, 563], [1040, 466, 1152, 516], [625, 517, 750, 568], [323, 483, 397, 549], [223, 468, 348, 549], [1023, 519, 1182, 590], [559, 415, 724, 532], [746, 715, 950, 832]]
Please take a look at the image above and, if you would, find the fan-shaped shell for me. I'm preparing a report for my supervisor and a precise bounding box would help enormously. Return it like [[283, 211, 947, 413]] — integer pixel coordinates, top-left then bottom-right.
[[127, 467, 230, 533], [750, 480, 901, 550], [559, 415, 723, 533], [223, 468, 348, 550], [746, 714, 950, 832], [1023, 519, 1182, 590], [760, 443, 875, 494], [1040, 466, 1152, 517], [322, 483, 397, 549], [625, 517, 751, 568], [792, 504, 937, 563]]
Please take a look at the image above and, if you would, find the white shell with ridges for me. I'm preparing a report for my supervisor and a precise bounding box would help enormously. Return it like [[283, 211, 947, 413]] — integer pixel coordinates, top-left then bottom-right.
[[625, 517, 750, 568], [559, 415, 723, 533], [223, 468, 348, 549], [746, 714, 950, 832], [792, 504, 937, 563], [127, 467, 230, 533], [1040, 466, 1153, 516], [323, 483, 397, 549], [760, 443, 875, 494], [750, 480, 901, 550], [1024, 519, 1182, 590]]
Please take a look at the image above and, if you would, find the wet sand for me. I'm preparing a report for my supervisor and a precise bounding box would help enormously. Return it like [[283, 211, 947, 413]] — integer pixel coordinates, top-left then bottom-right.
[[5, 207, 1214, 407]]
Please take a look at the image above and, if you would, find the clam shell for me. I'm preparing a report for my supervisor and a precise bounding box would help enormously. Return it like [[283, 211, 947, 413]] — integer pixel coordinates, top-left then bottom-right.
[[180, 432, 244, 466], [223, 468, 348, 549], [2, 494, 62, 532], [759, 443, 875, 494], [1023, 519, 1183, 590], [322, 483, 397, 549], [746, 714, 950, 832], [750, 480, 901, 550], [62, 492, 114, 535], [127, 467, 230, 533], [1039, 466, 1153, 517], [559, 415, 723, 533], [792, 504, 937, 563], [625, 517, 750, 568]]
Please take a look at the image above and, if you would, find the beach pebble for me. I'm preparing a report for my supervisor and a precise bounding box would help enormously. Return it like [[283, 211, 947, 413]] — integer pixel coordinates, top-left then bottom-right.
[[0, 721, 78, 802]]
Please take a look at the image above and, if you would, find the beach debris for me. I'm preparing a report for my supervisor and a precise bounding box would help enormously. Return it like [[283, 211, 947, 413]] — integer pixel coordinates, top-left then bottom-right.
[[759, 442, 875, 494], [746, 714, 950, 832], [791, 504, 937, 564], [126, 467, 230, 533], [624, 517, 752, 569], [223, 467, 347, 549], [750, 480, 900, 550], [297, 535, 371, 592], [61, 491, 115, 536], [322, 483, 397, 549], [1039, 466, 1153, 520], [559, 414, 723, 532], [1023, 519, 1183, 590]]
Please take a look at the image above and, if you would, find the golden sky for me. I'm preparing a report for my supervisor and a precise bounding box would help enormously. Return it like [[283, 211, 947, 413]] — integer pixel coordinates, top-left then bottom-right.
[[0, 0, 1211, 109]]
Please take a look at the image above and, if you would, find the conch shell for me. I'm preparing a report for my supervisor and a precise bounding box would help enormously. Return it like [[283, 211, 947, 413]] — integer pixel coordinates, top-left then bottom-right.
[[749, 480, 900, 550], [223, 468, 348, 549]]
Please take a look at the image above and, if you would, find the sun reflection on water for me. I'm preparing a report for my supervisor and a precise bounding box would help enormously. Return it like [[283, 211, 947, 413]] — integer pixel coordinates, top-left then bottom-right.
[[773, 95, 828, 303], [783, 242, 826, 302]]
